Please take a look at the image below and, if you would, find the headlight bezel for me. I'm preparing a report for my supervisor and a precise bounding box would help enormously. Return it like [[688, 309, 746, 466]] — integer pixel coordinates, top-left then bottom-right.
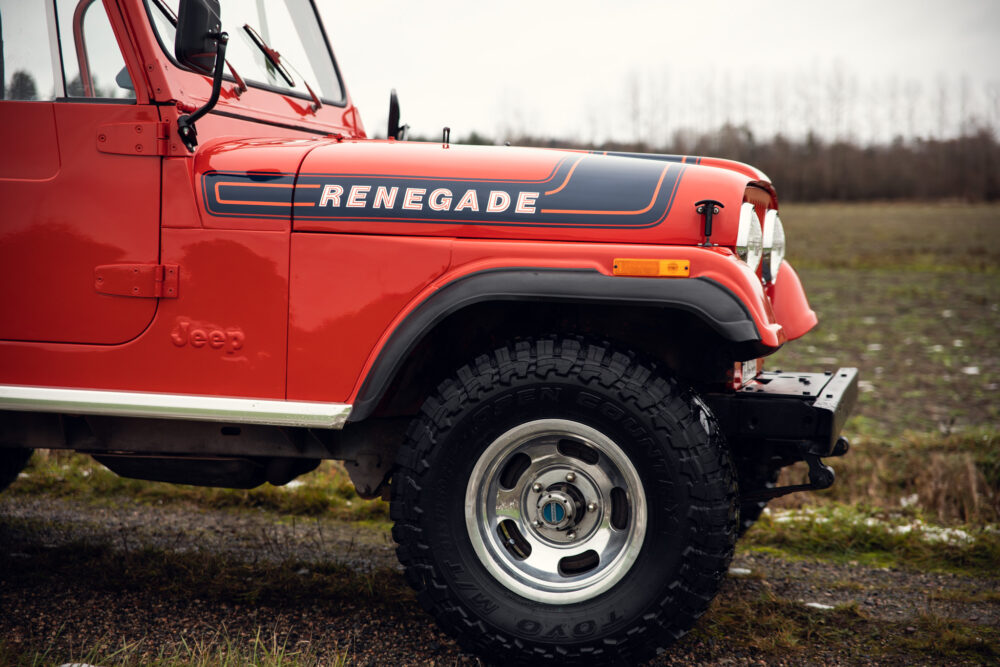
[[735, 202, 764, 272], [761, 209, 786, 283]]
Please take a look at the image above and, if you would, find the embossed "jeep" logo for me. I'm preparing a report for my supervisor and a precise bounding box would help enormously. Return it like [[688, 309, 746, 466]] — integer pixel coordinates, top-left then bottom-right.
[[170, 320, 244, 354]]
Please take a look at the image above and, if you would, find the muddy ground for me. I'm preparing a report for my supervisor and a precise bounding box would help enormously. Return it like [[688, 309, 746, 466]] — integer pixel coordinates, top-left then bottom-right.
[[2, 494, 997, 666]]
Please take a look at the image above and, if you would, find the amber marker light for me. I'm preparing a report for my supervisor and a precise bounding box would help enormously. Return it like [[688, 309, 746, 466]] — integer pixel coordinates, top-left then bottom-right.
[[612, 259, 690, 277]]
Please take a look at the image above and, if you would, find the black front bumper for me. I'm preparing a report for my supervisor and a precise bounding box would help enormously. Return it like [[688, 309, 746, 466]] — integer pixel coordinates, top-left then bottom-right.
[[705, 368, 859, 457]]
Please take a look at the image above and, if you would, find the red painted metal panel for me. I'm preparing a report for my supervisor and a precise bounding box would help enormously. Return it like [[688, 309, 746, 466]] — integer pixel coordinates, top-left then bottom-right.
[[287, 234, 452, 401], [283, 237, 783, 405], [0, 229, 289, 399], [0, 102, 160, 344], [0, 102, 60, 180], [191, 135, 320, 232], [766, 260, 818, 342], [285, 141, 753, 247]]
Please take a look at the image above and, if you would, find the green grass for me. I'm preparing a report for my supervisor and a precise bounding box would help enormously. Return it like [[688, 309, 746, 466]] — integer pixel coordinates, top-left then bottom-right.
[[12, 451, 389, 524], [687, 594, 1000, 663], [772, 428, 1000, 523], [742, 505, 1000, 578], [778, 201, 1000, 273], [769, 202, 1000, 438]]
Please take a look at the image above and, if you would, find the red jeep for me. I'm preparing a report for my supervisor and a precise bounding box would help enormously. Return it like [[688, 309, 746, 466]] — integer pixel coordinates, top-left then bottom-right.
[[0, 1, 857, 663]]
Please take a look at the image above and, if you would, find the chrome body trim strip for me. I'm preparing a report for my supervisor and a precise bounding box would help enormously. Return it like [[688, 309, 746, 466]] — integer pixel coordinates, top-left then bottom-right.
[[0, 385, 351, 429]]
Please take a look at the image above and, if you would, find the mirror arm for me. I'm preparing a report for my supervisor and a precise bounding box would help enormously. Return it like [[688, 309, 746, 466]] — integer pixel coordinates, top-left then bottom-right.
[[177, 31, 229, 152]]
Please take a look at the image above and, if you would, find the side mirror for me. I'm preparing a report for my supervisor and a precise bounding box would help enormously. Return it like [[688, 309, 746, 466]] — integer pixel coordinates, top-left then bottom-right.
[[387, 89, 408, 140], [173, 0, 228, 151], [175, 0, 222, 75]]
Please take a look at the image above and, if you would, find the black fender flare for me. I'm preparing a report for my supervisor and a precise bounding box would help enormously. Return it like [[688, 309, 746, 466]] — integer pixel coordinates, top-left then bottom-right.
[[349, 268, 761, 422]]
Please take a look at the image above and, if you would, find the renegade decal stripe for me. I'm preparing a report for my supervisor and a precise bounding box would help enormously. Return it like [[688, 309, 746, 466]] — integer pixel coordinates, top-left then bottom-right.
[[201, 155, 686, 229], [214, 181, 320, 207], [298, 155, 570, 185], [539, 164, 669, 215], [543, 156, 583, 195]]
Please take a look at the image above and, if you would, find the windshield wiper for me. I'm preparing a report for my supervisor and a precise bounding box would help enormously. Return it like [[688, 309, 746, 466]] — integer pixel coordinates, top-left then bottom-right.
[[242, 23, 322, 113]]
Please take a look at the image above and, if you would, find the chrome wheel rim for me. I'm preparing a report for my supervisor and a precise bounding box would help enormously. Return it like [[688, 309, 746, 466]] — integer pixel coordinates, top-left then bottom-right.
[[465, 419, 647, 603]]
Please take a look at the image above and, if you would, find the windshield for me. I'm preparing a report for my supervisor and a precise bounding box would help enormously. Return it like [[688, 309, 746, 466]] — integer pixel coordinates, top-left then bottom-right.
[[146, 0, 344, 104]]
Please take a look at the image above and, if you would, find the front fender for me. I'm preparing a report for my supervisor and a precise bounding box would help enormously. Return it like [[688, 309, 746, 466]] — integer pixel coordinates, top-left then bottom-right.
[[349, 266, 768, 422], [766, 260, 817, 342]]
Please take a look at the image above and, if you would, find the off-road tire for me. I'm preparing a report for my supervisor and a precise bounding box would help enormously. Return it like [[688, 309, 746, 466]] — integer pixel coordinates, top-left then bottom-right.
[[391, 337, 738, 665], [0, 448, 33, 494]]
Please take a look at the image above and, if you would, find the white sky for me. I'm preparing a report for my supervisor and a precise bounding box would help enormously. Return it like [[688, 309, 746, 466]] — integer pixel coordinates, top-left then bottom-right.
[[321, 0, 1000, 144]]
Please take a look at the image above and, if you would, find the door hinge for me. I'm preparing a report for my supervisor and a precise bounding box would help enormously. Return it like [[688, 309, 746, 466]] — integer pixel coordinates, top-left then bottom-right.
[[94, 264, 179, 298], [96, 121, 170, 156]]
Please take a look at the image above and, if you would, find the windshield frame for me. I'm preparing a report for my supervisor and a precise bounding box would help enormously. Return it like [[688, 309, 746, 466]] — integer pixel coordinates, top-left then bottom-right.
[[141, 0, 347, 108]]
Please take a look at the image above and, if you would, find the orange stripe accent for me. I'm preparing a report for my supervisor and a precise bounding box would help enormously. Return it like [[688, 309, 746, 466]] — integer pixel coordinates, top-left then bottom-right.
[[543, 156, 583, 195], [214, 181, 319, 207], [540, 165, 669, 216]]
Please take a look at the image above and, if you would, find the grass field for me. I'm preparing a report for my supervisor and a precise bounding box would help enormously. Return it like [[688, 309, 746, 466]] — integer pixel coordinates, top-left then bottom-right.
[[767, 202, 1000, 523], [3, 201, 999, 665]]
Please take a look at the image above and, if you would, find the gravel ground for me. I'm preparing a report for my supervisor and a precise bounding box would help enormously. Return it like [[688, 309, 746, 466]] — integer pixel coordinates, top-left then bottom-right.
[[1, 494, 997, 666]]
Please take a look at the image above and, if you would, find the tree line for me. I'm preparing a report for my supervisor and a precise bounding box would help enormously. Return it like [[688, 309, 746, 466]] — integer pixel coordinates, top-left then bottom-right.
[[455, 125, 1000, 203]]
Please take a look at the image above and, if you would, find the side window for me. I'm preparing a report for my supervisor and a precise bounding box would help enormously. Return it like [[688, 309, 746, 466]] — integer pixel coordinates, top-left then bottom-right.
[[0, 1, 61, 100], [56, 0, 135, 100]]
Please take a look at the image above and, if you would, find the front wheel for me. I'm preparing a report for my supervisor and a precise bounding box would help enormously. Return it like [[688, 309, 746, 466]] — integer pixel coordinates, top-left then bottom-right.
[[391, 338, 738, 664]]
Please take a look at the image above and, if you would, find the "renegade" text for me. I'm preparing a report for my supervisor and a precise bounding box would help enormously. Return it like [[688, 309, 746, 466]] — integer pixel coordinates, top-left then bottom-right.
[[318, 184, 539, 215]]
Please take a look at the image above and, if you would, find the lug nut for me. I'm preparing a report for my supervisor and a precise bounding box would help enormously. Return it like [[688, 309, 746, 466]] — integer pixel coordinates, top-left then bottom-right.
[[532, 483, 542, 492], [532, 520, 541, 528], [565, 472, 576, 482], [587, 502, 598, 512], [567, 530, 576, 540]]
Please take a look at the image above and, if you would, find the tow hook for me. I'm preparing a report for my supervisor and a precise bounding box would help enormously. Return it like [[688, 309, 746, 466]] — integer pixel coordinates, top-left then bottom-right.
[[741, 436, 849, 502]]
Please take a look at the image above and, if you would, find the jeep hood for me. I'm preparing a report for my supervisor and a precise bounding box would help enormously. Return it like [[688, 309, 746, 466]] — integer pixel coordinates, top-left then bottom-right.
[[199, 139, 763, 246]]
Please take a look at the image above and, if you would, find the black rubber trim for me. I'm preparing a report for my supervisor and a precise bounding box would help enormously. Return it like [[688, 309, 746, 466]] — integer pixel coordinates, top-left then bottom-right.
[[350, 268, 761, 422], [704, 368, 859, 457]]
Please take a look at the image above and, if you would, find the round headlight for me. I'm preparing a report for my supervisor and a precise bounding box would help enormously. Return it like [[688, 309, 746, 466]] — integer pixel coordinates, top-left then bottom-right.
[[736, 202, 763, 272], [761, 209, 786, 283]]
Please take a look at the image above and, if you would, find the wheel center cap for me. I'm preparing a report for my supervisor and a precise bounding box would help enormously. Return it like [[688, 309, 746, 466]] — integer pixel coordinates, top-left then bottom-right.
[[543, 501, 565, 524], [537, 491, 574, 529]]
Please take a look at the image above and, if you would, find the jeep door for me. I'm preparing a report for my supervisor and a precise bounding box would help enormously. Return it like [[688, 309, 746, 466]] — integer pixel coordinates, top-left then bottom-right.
[[0, 0, 161, 344]]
